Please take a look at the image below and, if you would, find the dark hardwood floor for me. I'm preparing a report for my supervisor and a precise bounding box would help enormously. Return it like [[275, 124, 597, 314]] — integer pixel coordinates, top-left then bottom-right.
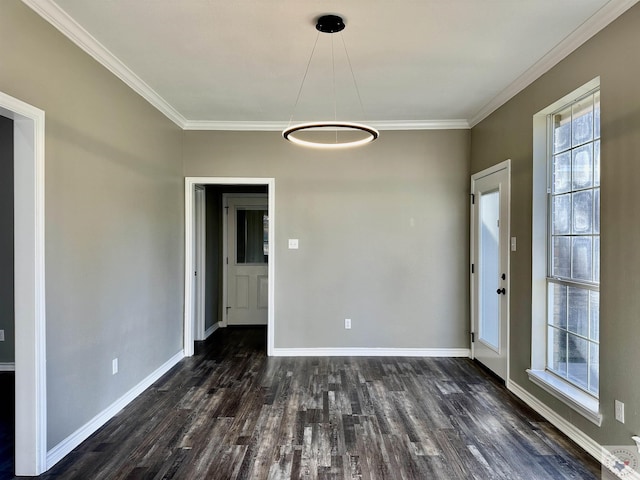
[[4, 327, 601, 479], [0, 372, 14, 480]]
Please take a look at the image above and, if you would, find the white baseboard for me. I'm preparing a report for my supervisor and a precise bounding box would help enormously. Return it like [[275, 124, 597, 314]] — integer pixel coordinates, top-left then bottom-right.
[[507, 380, 602, 460], [0, 362, 15, 371], [204, 322, 220, 339], [272, 347, 470, 357], [46, 350, 184, 470]]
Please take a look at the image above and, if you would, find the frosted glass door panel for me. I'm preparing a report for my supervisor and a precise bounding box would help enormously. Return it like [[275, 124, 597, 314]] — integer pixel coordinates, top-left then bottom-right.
[[479, 190, 500, 350]]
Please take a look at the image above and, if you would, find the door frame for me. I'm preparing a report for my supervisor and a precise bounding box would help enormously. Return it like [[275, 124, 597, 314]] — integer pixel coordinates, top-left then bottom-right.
[[184, 177, 275, 356], [222, 193, 269, 328], [0, 91, 47, 475], [470, 159, 511, 382]]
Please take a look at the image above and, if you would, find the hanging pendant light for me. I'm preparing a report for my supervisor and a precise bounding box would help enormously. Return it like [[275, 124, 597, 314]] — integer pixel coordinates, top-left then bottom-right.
[[282, 15, 379, 149]]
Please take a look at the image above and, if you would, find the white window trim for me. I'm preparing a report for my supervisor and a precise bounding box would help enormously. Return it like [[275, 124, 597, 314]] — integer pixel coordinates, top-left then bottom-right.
[[526, 369, 602, 426], [531, 77, 602, 426]]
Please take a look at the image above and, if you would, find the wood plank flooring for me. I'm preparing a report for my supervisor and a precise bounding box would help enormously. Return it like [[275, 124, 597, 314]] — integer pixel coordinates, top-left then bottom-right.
[[6, 327, 601, 479], [0, 372, 14, 480]]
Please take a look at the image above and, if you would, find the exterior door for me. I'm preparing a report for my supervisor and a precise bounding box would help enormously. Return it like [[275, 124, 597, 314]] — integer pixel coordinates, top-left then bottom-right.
[[225, 195, 268, 325], [471, 161, 510, 380]]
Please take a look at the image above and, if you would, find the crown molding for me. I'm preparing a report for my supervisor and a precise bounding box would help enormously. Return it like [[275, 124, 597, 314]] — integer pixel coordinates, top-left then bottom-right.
[[371, 119, 470, 130], [469, 0, 640, 127], [21, 0, 188, 128], [183, 119, 470, 131], [183, 121, 289, 131]]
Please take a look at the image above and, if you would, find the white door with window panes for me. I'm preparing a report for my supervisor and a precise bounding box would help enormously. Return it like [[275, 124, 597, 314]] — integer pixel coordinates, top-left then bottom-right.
[[547, 90, 600, 397], [225, 195, 269, 325]]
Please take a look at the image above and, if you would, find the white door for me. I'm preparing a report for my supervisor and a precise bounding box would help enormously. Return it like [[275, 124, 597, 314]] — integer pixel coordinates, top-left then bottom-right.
[[471, 161, 510, 380], [225, 195, 268, 325]]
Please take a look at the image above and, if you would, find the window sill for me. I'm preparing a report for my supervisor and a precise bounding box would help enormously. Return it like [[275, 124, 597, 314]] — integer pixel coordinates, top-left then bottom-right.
[[526, 369, 602, 426]]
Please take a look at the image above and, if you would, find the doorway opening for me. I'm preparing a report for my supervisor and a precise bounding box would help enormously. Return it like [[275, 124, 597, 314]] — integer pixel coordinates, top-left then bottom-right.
[[0, 113, 15, 478], [184, 178, 275, 357]]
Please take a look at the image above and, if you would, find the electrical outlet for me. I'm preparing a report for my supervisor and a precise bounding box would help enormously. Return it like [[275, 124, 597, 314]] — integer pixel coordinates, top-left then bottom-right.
[[345, 318, 351, 329], [0, 330, 4, 342], [615, 399, 625, 423], [112, 358, 119, 375]]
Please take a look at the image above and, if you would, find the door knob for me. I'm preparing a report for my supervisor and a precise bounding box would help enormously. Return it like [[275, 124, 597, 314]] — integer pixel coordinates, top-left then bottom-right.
[[496, 288, 506, 295]]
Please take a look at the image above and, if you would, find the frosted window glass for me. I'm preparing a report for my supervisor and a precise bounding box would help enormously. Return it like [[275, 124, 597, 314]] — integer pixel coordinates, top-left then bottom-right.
[[572, 191, 593, 234], [567, 287, 588, 337]]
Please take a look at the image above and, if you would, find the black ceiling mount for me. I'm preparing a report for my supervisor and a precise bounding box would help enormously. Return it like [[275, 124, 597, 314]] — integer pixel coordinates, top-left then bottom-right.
[[316, 15, 345, 34]]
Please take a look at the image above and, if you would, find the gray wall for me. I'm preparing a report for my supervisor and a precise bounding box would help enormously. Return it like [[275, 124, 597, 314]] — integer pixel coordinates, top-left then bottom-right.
[[185, 130, 470, 349], [1, 1, 184, 448], [471, 3, 640, 445], [0, 115, 14, 363]]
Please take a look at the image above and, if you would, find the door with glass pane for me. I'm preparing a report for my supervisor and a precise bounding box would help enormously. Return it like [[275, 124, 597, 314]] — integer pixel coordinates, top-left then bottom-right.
[[225, 195, 268, 325], [471, 162, 510, 380]]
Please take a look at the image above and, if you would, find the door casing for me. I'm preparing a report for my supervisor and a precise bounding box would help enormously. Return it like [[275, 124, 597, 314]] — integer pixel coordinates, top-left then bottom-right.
[[0, 91, 47, 475]]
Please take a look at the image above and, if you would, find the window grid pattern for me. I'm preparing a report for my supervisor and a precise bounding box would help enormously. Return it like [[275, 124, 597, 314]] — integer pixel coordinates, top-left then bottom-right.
[[547, 90, 600, 397]]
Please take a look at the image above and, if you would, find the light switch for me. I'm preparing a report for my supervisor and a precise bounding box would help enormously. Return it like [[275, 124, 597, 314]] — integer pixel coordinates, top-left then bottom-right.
[[288, 239, 299, 249], [616, 400, 625, 423], [511, 237, 517, 251]]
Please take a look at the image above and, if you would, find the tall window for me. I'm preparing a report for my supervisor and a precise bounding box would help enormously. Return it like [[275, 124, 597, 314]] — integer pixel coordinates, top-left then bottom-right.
[[547, 90, 600, 397]]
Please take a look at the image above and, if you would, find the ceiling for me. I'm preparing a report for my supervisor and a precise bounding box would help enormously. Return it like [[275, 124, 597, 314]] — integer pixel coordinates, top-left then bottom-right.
[[24, 0, 638, 130]]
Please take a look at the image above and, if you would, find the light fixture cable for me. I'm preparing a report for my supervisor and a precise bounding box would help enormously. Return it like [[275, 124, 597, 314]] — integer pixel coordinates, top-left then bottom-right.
[[331, 33, 337, 143], [287, 31, 321, 128], [340, 31, 367, 122]]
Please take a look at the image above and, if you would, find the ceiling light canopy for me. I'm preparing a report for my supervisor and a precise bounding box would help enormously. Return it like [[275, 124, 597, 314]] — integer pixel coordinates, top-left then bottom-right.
[[283, 15, 378, 149]]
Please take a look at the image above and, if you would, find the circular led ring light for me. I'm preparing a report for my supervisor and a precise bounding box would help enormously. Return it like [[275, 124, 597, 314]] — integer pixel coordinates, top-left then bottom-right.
[[282, 122, 379, 149]]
